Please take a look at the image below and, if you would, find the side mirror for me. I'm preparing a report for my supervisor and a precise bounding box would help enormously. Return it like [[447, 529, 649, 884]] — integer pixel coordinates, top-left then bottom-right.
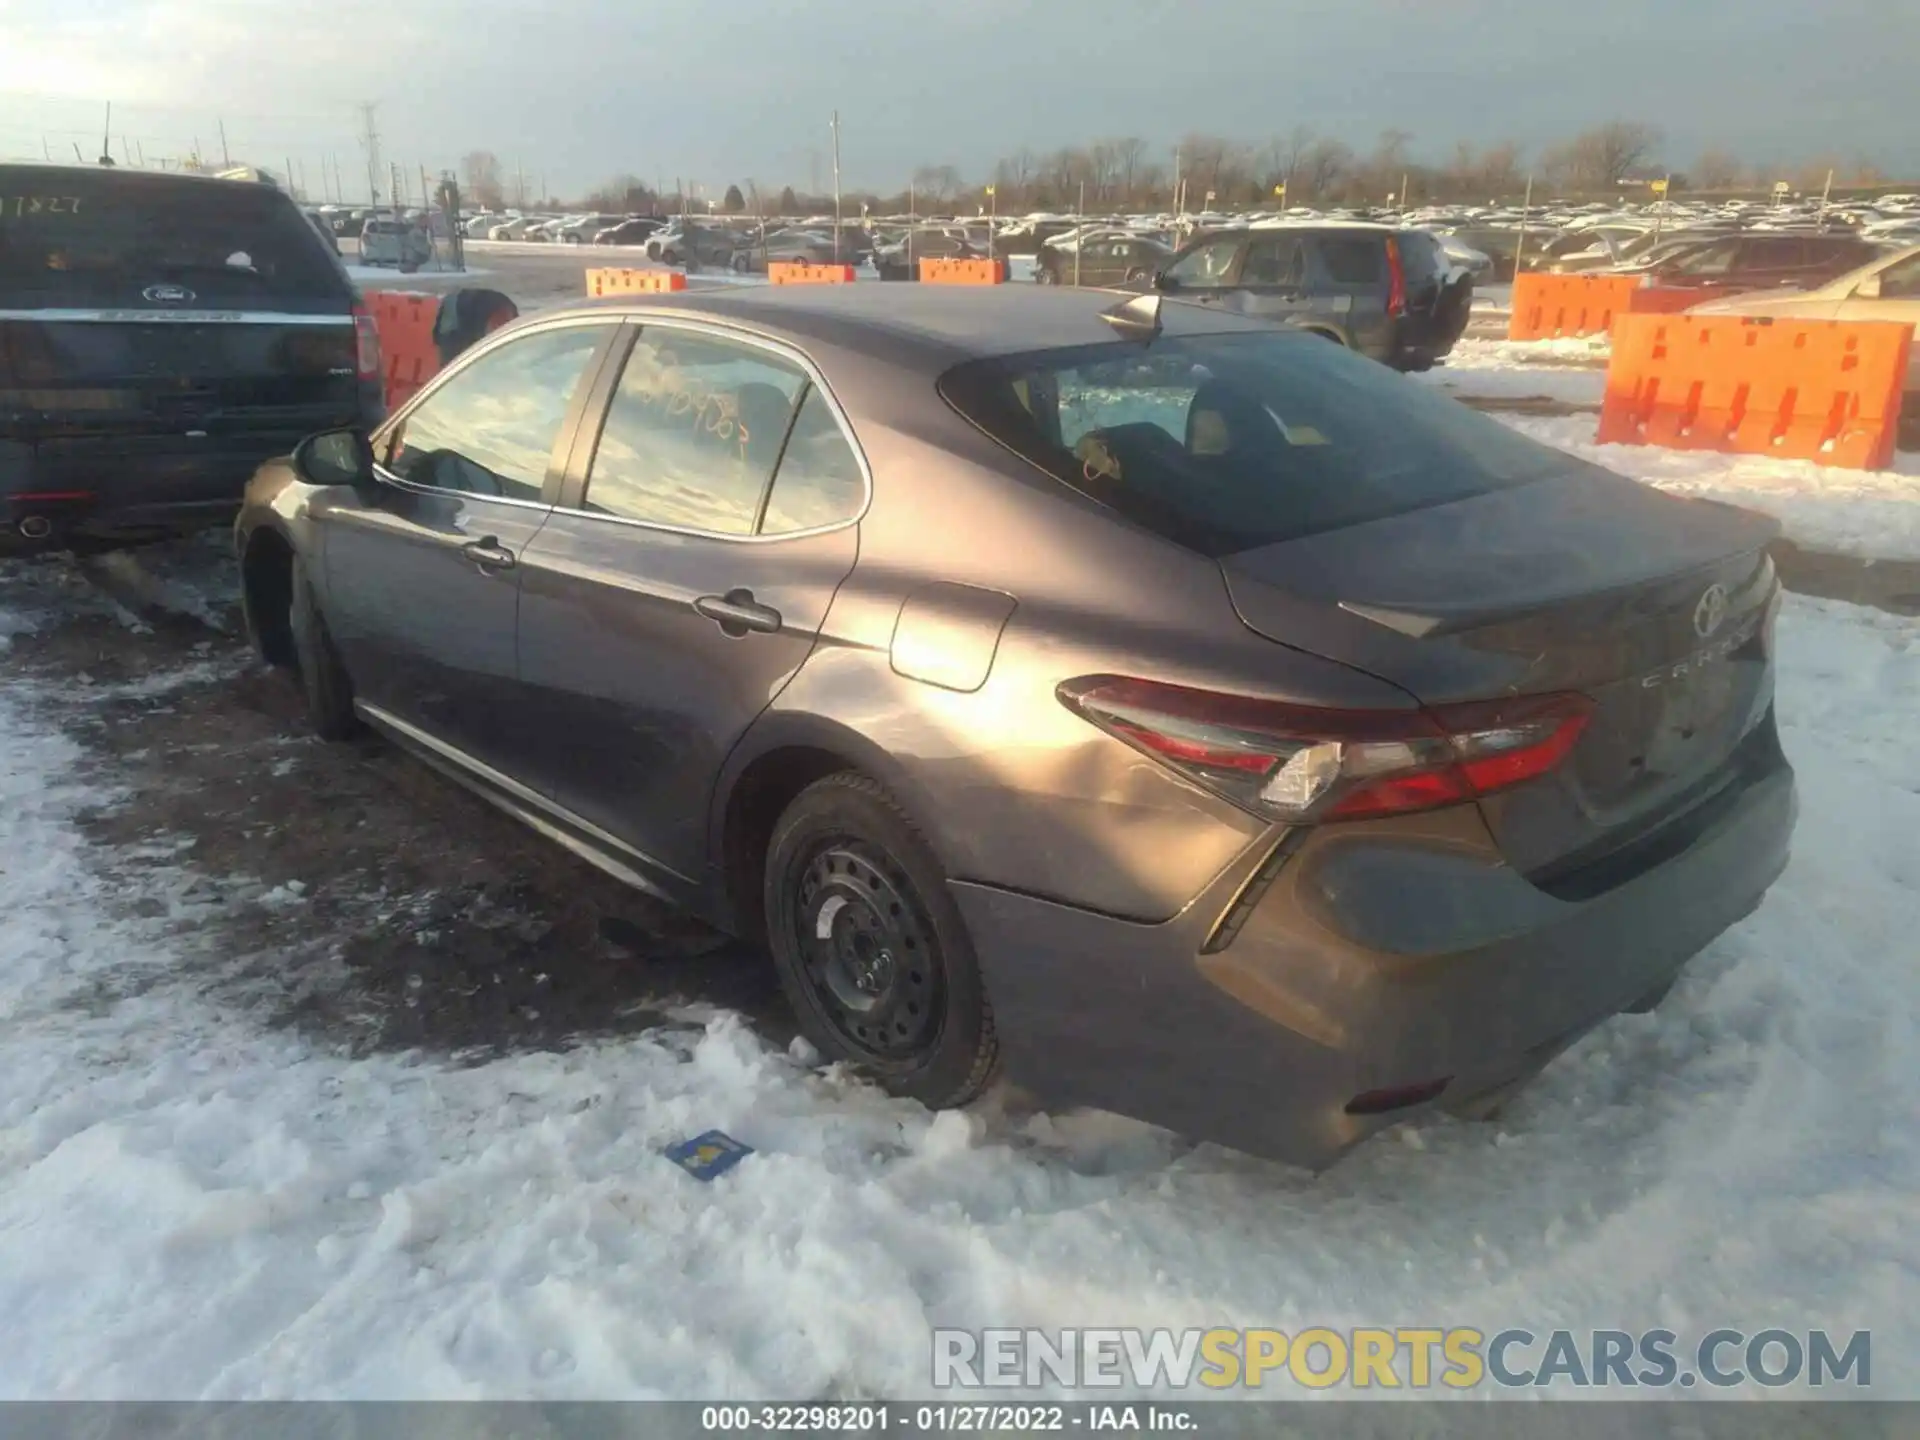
[[1855, 273, 1883, 299], [293, 427, 377, 496]]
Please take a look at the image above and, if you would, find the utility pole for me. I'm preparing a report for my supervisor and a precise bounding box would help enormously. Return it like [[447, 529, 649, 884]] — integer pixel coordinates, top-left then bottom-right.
[[830, 110, 843, 263], [41, 135, 51, 161], [219, 118, 231, 167], [358, 103, 382, 209]]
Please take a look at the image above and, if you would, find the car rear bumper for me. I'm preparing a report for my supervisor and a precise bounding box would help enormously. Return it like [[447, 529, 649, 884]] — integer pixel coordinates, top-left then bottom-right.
[[950, 746, 1796, 1169], [0, 430, 327, 554]]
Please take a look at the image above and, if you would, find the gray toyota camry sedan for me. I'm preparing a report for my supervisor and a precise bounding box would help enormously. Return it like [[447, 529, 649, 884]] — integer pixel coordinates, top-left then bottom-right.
[[235, 284, 1796, 1167]]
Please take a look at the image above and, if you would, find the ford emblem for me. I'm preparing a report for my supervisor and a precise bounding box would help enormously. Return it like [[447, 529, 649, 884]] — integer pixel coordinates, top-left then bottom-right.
[[143, 284, 195, 305]]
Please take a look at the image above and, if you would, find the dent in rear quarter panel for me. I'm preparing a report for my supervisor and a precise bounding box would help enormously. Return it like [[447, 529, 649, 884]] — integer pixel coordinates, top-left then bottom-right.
[[760, 382, 1422, 920]]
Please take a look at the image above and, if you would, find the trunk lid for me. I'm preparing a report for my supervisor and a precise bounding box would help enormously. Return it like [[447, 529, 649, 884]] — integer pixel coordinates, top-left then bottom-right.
[[1219, 470, 1782, 884]]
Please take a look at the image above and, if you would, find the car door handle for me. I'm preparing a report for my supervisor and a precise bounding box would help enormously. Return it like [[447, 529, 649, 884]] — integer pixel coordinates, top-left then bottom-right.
[[694, 589, 782, 635], [461, 537, 516, 571]]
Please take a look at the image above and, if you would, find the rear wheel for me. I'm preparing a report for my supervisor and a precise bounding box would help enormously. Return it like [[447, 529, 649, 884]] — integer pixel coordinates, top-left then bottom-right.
[[764, 773, 999, 1108], [1033, 265, 1056, 285], [288, 555, 360, 742]]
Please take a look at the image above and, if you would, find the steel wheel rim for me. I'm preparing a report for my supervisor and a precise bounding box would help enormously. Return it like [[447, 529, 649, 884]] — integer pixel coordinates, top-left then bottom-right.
[[793, 841, 941, 1060]]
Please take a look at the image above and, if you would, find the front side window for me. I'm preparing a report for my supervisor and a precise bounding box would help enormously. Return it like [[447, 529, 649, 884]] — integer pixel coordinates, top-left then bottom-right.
[[386, 325, 609, 501], [582, 328, 806, 534], [1673, 240, 1741, 276], [1164, 238, 1241, 288]]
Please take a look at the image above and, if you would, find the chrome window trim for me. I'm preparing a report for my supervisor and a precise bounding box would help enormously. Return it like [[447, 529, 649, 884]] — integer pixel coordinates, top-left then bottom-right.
[[0, 308, 353, 325], [553, 313, 874, 546]]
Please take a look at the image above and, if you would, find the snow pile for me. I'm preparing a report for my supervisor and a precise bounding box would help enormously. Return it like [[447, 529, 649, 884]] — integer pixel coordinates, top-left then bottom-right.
[[1447, 335, 1611, 367], [1503, 415, 1920, 561], [0, 598, 1915, 1399]]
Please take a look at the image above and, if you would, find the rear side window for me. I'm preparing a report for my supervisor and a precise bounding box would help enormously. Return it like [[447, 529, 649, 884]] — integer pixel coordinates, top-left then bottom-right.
[[1315, 236, 1383, 284], [583, 328, 806, 535], [0, 168, 345, 308], [760, 387, 866, 533], [940, 331, 1566, 556]]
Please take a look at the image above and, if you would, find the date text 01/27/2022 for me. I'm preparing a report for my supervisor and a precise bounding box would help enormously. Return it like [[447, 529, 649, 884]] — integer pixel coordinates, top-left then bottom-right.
[[698, 1403, 1198, 1432]]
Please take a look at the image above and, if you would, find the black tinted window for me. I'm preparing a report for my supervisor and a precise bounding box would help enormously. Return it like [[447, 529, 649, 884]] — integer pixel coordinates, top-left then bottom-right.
[[0, 168, 344, 307], [1316, 236, 1383, 284], [388, 325, 608, 502], [939, 332, 1566, 556], [584, 328, 805, 534], [761, 387, 865, 533]]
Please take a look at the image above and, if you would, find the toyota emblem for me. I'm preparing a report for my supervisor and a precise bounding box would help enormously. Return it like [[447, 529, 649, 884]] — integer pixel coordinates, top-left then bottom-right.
[[143, 284, 195, 304], [1693, 584, 1730, 639]]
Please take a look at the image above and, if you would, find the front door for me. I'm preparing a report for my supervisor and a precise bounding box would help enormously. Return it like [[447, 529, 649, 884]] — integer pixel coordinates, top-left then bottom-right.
[[1224, 233, 1315, 325], [515, 322, 865, 888], [1158, 235, 1245, 306], [321, 320, 616, 768]]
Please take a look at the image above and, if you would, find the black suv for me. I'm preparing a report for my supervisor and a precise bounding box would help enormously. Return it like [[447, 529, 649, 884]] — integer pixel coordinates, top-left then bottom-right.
[[1150, 225, 1473, 371], [0, 163, 382, 558]]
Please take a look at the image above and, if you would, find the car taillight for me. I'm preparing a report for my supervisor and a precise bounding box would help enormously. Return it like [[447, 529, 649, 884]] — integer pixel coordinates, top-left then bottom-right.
[[1057, 676, 1592, 824], [1384, 237, 1407, 318], [351, 303, 383, 383]]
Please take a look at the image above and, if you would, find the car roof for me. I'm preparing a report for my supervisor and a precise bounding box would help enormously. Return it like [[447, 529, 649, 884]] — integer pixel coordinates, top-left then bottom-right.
[[0, 161, 279, 196], [560, 283, 1275, 366]]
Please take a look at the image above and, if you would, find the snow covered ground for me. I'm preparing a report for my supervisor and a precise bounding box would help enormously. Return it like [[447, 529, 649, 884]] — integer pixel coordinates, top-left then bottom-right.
[[0, 567, 1915, 1399], [1498, 415, 1920, 562]]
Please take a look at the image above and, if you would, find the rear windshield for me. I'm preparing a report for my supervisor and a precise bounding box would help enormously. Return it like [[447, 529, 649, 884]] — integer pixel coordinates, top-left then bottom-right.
[[939, 330, 1568, 556], [0, 168, 346, 309]]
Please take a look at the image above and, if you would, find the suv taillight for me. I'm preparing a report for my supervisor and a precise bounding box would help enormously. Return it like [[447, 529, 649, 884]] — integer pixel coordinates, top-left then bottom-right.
[[1384, 237, 1408, 318], [1058, 676, 1591, 824], [351, 302, 383, 383]]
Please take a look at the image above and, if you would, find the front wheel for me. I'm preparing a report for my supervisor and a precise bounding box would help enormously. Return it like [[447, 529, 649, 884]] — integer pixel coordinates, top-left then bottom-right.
[[764, 773, 999, 1109], [1033, 265, 1056, 285]]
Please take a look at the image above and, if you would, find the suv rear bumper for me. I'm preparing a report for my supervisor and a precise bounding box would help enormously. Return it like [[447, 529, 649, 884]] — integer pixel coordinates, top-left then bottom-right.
[[950, 743, 1795, 1169], [1, 428, 339, 556]]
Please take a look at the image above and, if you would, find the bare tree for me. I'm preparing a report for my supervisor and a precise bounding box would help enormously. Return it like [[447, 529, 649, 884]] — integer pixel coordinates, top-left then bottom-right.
[[1559, 121, 1663, 190], [1692, 149, 1745, 190], [1293, 137, 1354, 201], [911, 164, 963, 209], [461, 151, 505, 208], [1111, 137, 1149, 206]]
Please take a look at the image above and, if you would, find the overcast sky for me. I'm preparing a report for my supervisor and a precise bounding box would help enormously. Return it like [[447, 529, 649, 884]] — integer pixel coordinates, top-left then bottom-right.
[[3, 0, 1916, 198]]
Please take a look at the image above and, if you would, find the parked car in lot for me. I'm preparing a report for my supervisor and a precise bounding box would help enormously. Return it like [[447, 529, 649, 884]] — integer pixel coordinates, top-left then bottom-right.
[[593, 217, 665, 246], [357, 215, 432, 269], [872, 228, 981, 280], [1150, 224, 1474, 371], [1616, 232, 1886, 291], [1688, 244, 1920, 439], [729, 227, 844, 273], [1440, 226, 1567, 280], [1, 162, 382, 559], [236, 284, 1796, 1166], [644, 222, 742, 269], [1033, 234, 1172, 286]]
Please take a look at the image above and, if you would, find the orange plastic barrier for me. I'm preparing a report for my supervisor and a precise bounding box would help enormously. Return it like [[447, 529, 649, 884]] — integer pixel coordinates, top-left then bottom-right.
[[363, 290, 440, 410], [768, 262, 857, 285], [1598, 315, 1912, 470], [918, 257, 1007, 285], [1507, 273, 1639, 341], [585, 268, 688, 297]]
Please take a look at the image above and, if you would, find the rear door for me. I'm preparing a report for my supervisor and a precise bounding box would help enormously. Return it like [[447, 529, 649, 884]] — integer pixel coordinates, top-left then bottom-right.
[[1308, 233, 1392, 355], [514, 321, 864, 885], [1223, 234, 1317, 326], [320, 319, 618, 769], [0, 167, 369, 514]]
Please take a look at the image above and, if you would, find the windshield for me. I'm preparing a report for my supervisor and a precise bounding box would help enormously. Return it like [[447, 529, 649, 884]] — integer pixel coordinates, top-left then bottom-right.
[[939, 330, 1570, 556], [0, 167, 347, 308]]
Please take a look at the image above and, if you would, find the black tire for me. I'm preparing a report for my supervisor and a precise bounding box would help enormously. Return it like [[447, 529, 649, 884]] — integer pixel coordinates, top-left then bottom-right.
[[288, 554, 360, 742], [765, 772, 999, 1108], [661, 248, 680, 267], [1033, 264, 1056, 285]]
